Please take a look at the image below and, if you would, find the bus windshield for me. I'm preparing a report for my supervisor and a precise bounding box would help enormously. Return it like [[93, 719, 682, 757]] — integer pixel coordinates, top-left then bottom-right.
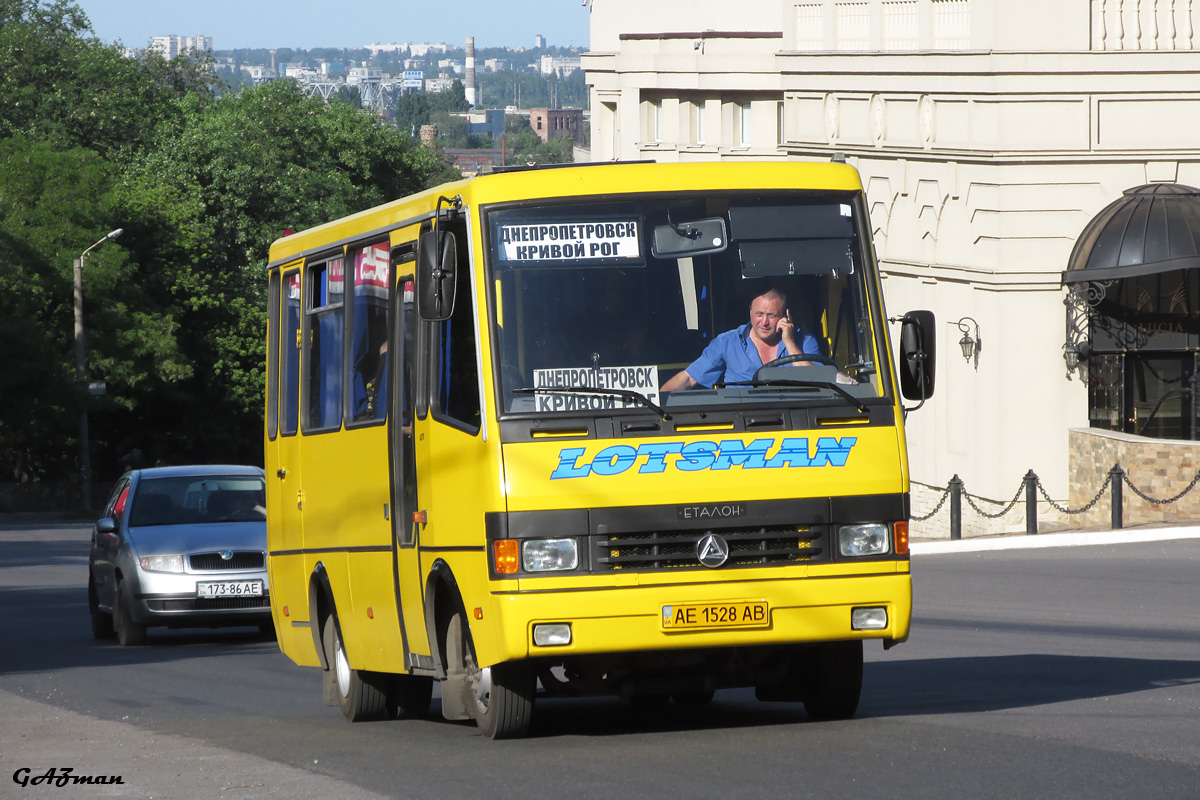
[[486, 192, 889, 417]]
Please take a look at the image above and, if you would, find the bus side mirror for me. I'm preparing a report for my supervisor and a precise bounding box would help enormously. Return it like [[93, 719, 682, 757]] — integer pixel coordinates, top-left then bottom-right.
[[417, 230, 457, 321], [899, 310, 936, 403]]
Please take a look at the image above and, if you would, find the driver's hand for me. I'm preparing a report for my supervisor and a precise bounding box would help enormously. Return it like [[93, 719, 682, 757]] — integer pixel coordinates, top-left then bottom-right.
[[777, 310, 797, 346]]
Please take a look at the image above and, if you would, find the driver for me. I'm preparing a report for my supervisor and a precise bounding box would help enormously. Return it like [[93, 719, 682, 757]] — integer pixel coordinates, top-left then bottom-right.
[[662, 289, 821, 391]]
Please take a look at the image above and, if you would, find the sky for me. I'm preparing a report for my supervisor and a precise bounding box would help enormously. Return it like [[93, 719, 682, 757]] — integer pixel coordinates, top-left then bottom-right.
[[71, 0, 592, 51]]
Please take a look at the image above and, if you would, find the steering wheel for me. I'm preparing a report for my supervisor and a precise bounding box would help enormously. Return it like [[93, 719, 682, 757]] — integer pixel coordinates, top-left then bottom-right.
[[753, 353, 837, 381]]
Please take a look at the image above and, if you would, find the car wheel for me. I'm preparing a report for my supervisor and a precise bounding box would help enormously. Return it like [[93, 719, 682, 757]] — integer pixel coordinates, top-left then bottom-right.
[[802, 640, 863, 721], [88, 573, 114, 640], [322, 612, 387, 722], [448, 608, 534, 739], [112, 579, 146, 647]]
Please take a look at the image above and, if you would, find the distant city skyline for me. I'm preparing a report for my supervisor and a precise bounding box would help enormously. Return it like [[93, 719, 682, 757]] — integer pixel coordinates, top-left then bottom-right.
[[71, 0, 591, 50]]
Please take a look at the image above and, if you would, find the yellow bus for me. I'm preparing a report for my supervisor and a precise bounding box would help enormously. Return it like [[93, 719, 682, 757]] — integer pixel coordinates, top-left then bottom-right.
[[264, 160, 935, 739]]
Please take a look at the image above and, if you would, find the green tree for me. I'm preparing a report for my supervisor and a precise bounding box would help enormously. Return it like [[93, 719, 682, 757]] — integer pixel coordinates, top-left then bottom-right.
[[0, 136, 183, 480], [0, 1, 462, 486], [501, 115, 574, 165], [395, 80, 470, 138], [112, 81, 458, 467], [0, 0, 183, 155]]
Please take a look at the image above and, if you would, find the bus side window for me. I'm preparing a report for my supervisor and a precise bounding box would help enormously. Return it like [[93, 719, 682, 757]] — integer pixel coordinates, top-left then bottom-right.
[[281, 271, 301, 436], [349, 243, 391, 424], [304, 257, 344, 432], [434, 223, 480, 433]]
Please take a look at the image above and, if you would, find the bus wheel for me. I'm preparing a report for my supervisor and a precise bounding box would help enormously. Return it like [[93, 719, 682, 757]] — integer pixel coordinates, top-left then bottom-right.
[[802, 640, 863, 721], [449, 608, 534, 739], [323, 612, 387, 722]]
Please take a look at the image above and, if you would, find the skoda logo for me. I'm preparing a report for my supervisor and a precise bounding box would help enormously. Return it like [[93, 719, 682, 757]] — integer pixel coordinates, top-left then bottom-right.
[[219, 550, 234, 561], [696, 533, 730, 568]]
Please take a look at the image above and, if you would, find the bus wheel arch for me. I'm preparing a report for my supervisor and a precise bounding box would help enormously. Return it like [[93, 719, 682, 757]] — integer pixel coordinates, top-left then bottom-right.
[[307, 563, 334, 672], [423, 559, 461, 680], [309, 565, 389, 721]]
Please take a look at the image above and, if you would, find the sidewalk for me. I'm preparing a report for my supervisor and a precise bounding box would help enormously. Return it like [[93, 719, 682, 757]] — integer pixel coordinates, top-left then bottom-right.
[[0, 689, 388, 800], [911, 522, 1200, 554]]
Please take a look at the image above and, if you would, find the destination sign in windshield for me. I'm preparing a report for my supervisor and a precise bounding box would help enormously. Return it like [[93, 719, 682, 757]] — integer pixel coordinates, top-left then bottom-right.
[[494, 219, 643, 267], [532, 365, 660, 411]]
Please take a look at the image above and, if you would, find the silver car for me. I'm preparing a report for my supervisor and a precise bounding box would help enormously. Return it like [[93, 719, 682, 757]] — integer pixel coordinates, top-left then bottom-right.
[[87, 465, 271, 646]]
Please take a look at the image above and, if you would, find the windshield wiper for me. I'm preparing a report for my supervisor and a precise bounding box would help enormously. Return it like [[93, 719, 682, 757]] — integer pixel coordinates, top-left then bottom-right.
[[514, 386, 672, 420], [717, 379, 868, 413]]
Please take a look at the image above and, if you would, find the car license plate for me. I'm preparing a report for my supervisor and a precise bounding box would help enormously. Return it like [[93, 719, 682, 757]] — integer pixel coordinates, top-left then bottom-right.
[[196, 580, 263, 598], [661, 601, 769, 630]]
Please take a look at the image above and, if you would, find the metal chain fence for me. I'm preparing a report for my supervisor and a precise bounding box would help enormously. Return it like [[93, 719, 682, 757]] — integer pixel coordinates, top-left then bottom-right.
[[912, 484, 951, 522], [1122, 470, 1200, 506], [1036, 472, 1113, 516], [913, 464, 1200, 537], [962, 477, 1025, 519]]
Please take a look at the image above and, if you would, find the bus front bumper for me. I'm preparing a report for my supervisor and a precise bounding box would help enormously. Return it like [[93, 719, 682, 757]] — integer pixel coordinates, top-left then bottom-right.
[[481, 566, 912, 665]]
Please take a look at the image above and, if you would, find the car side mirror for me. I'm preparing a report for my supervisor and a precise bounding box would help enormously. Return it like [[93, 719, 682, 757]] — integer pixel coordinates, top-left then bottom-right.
[[898, 310, 936, 406], [97, 517, 117, 534], [417, 229, 457, 321]]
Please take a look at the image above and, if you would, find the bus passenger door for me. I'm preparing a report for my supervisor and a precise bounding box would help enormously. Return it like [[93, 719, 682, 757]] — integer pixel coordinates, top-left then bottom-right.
[[270, 269, 311, 657], [390, 261, 432, 666]]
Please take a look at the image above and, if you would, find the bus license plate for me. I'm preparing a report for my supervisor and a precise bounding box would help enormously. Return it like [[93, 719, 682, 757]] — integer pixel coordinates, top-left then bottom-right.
[[196, 580, 263, 598], [661, 601, 769, 630]]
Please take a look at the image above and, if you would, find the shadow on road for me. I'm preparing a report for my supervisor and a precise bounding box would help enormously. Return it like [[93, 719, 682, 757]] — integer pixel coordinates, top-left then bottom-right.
[[0, 584, 274, 676], [860, 654, 1200, 718], [507, 652, 1200, 738]]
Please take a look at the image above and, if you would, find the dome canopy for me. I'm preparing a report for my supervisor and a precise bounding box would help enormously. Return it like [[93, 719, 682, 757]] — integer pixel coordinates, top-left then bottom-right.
[[1063, 183, 1200, 284]]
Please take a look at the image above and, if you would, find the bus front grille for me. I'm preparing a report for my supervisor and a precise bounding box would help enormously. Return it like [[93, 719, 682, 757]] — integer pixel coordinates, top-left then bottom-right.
[[594, 526, 825, 572]]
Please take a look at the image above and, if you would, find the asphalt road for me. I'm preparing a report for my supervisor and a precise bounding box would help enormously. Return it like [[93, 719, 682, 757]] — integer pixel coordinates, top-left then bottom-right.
[[2, 521, 1198, 799]]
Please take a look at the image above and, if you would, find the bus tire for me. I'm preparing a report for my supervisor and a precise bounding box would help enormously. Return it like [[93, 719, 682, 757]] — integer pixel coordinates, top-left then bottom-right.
[[387, 675, 433, 720], [89, 574, 114, 640], [449, 608, 534, 739], [802, 640, 863, 721], [323, 612, 387, 722], [113, 579, 146, 646]]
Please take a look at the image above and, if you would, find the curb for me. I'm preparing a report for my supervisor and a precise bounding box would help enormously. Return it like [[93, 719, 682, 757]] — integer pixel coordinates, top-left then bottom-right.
[[911, 525, 1200, 554]]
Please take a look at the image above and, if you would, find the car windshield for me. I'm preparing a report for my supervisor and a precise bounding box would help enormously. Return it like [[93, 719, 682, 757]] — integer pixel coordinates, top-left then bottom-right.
[[486, 192, 888, 417], [129, 475, 266, 527]]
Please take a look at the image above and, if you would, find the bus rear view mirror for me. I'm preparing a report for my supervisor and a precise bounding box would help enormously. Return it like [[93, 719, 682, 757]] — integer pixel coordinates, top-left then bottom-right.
[[898, 310, 935, 404], [651, 217, 728, 259], [418, 230, 457, 321]]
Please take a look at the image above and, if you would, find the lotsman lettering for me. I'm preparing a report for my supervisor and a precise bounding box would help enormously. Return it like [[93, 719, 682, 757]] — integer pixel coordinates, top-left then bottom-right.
[[590, 445, 638, 476], [711, 439, 774, 470]]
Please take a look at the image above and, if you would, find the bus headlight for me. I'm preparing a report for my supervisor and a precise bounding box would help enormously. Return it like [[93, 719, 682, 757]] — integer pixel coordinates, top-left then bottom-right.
[[522, 538, 579, 572], [838, 524, 889, 557]]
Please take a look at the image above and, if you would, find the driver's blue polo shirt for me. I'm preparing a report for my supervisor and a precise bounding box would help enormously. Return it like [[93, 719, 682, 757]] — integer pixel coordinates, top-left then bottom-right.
[[683, 322, 821, 388]]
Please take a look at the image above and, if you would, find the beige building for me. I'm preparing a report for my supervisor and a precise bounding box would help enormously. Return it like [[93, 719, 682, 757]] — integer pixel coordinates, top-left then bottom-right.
[[583, 0, 1200, 534]]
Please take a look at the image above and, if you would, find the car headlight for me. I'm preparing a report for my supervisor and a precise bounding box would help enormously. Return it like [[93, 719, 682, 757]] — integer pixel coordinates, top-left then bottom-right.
[[139, 554, 185, 573], [838, 523, 889, 557], [521, 538, 578, 572]]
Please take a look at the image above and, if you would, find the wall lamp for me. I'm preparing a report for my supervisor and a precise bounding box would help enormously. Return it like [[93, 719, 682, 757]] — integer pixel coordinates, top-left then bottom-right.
[[1062, 341, 1091, 377], [956, 316, 981, 369]]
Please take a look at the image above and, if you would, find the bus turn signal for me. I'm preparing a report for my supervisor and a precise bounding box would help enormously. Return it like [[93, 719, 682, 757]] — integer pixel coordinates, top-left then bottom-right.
[[493, 539, 519, 574]]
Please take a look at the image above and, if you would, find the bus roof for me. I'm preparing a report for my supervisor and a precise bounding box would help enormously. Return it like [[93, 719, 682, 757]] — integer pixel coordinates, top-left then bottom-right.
[[266, 160, 864, 268]]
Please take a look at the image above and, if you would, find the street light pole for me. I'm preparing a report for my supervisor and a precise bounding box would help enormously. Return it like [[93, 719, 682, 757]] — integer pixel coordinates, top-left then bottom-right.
[[74, 228, 123, 511]]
